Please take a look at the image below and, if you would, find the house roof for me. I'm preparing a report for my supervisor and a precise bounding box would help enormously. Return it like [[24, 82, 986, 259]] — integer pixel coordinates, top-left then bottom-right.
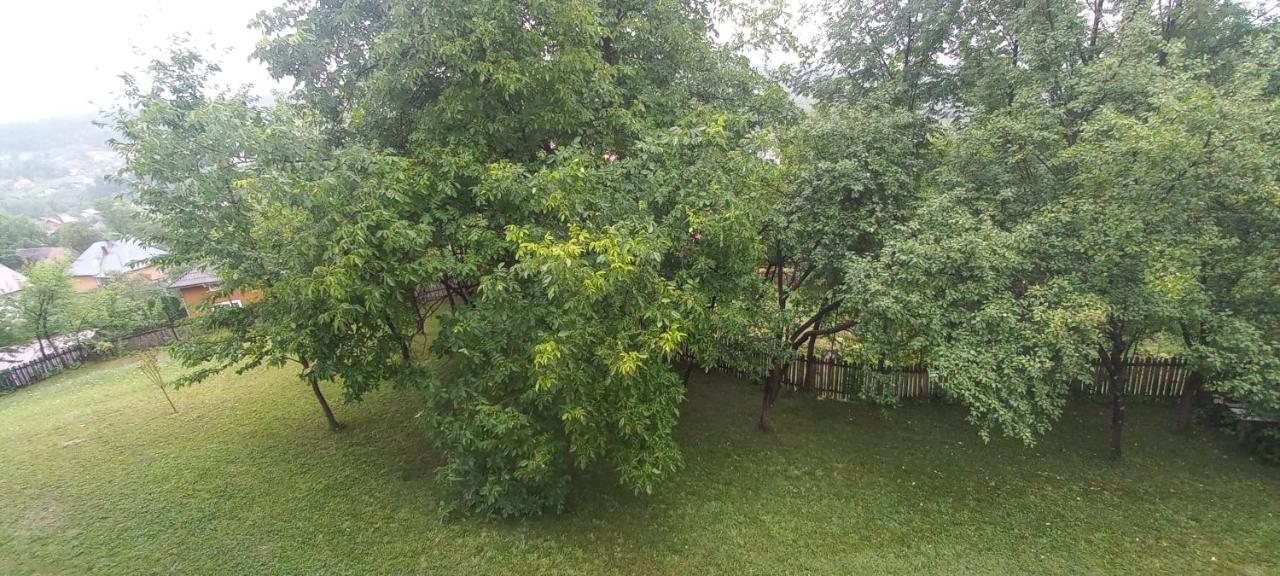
[[168, 267, 222, 289], [69, 239, 166, 278], [14, 246, 71, 264], [0, 264, 29, 295]]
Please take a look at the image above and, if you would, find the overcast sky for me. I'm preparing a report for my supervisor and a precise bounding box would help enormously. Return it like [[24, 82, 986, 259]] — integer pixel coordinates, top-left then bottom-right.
[[0, 0, 814, 126], [0, 0, 282, 124], [2, 0, 1273, 125]]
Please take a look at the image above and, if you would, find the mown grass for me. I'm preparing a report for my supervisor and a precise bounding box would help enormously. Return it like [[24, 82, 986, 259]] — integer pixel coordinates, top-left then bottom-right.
[[1, 354, 1277, 575]]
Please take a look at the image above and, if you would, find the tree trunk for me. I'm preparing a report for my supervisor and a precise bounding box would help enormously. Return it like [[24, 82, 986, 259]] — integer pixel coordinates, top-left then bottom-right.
[[299, 357, 342, 432], [310, 379, 342, 432], [35, 334, 49, 364], [1177, 323, 1204, 433], [34, 301, 51, 363], [41, 311, 60, 356], [802, 324, 819, 389], [159, 385, 178, 414], [1176, 370, 1203, 433], [409, 287, 427, 335], [760, 246, 788, 432], [383, 313, 412, 361], [680, 355, 696, 386], [1087, 0, 1105, 54], [758, 363, 785, 432], [1109, 378, 1126, 459], [1104, 320, 1129, 460]]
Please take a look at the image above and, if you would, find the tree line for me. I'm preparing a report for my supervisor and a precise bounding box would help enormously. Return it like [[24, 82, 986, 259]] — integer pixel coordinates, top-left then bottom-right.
[[0, 195, 157, 269], [106, 0, 1280, 516]]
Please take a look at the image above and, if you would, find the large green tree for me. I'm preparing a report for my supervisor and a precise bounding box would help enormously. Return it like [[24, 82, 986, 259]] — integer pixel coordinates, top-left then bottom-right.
[[797, 0, 1280, 453], [419, 112, 783, 515], [112, 0, 793, 515], [752, 102, 929, 431], [110, 63, 413, 432], [1055, 36, 1280, 450]]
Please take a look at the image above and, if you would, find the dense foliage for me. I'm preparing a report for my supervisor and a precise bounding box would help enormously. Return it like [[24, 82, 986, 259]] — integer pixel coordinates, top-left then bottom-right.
[[797, 0, 1280, 455], [752, 102, 928, 430], [107, 0, 1279, 516], [112, 0, 791, 515]]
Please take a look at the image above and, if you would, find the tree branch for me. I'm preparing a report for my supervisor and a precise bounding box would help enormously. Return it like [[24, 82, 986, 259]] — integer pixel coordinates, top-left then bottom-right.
[[789, 298, 844, 343], [792, 317, 858, 349]]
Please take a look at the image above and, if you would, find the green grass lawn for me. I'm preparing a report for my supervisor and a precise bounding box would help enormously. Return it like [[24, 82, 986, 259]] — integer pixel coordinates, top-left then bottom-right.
[[1, 354, 1277, 575]]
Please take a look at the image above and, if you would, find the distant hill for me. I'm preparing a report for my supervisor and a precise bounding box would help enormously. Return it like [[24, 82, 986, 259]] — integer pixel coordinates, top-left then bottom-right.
[[0, 115, 124, 218]]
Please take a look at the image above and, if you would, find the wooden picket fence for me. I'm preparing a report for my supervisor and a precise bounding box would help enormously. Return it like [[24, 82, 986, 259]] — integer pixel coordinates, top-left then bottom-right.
[[417, 283, 452, 301], [783, 357, 935, 401], [110, 324, 185, 354], [416, 281, 478, 302], [0, 324, 186, 393], [0, 346, 89, 393], [698, 352, 935, 402], [706, 352, 1193, 403], [1079, 356, 1191, 397]]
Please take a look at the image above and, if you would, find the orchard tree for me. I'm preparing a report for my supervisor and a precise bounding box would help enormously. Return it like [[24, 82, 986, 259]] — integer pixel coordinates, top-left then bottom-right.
[[780, 0, 1121, 441], [113, 0, 793, 515], [250, 0, 791, 516], [798, 0, 1279, 454], [1168, 25, 1280, 430], [1010, 4, 1280, 456], [1058, 41, 1280, 449], [420, 112, 783, 515], [842, 194, 1105, 443], [15, 259, 75, 362], [107, 50, 382, 432], [754, 102, 928, 431]]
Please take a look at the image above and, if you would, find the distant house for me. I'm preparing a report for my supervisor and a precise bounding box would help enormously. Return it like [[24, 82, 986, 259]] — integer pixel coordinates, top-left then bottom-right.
[[40, 214, 79, 234], [0, 264, 28, 296], [68, 239, 167, 293], [14, 246, 72, 265], [169, 268, 262, 316]]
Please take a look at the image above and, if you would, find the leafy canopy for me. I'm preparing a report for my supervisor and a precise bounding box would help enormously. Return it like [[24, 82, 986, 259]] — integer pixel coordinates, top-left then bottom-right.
[[112, 0, 793, 516]]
